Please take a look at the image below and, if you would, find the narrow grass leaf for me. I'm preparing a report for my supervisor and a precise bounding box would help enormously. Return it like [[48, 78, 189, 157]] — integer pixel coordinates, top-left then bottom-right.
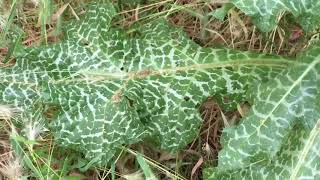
[[136, 153, 158, 180]]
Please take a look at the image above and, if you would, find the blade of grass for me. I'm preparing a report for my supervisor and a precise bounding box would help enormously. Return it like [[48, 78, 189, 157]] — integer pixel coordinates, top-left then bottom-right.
[[111, 162, 116, 180], [125, 148, 186, 180], [10, 134, 43, 178], [3, 0, 18, 36], [39, 0, 53, 44], [136, 152, 158, 180]]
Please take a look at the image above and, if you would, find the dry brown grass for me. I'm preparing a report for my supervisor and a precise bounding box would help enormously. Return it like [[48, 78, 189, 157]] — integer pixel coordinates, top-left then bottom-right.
[[0, 140, 23, 180], [0, 105, 23, 179]]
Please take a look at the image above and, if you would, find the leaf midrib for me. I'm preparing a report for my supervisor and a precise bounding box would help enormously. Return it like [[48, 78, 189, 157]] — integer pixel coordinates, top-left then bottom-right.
[[254, 55, 320, 136], [0, 58, 293, 85], [78, 58, 294, 80]]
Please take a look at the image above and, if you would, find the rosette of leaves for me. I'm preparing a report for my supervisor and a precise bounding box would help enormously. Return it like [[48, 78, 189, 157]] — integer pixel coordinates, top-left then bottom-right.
[[0, 2, 293, 165], [231, 0, 320, 32], [204, 46, 320, 179]]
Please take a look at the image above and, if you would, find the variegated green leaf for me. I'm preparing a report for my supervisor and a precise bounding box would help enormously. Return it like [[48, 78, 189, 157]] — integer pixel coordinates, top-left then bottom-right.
[[0, 2, 293, 165], [204, 46, 320, 179], [204, 119, 320, 179], [231, 0, 320, 32]]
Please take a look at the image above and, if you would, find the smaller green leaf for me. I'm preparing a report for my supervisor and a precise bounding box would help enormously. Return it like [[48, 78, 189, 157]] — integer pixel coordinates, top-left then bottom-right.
[[204, 120, 320, 179], [78, 155, 101, 172], [207, 3, 234, 21], [11, 135, 39, 145]]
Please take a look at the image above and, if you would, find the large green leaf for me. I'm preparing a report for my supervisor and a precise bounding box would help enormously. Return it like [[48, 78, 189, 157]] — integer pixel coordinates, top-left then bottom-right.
[[231, 0, 320, 32], [204, 46, 320, 179], [0, 2, 293, 165]]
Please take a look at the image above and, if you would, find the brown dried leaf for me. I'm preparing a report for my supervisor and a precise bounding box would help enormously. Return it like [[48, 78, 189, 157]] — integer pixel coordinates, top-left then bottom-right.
[[191, 156, 203, 177], [51, 3, 69, 22]]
